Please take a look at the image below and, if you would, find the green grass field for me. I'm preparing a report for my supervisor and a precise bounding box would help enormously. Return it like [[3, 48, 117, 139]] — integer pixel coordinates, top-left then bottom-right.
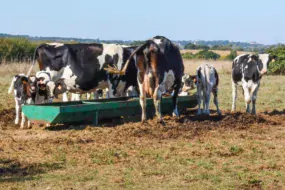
[[0, 61, 285, 189]]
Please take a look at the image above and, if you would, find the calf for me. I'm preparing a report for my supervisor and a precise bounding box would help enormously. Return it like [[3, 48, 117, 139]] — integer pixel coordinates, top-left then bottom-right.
[[179, 74, 196, 96], [231, 54, 276, 114], [196, 64, 221, 115], [8, 74, 36, 128]]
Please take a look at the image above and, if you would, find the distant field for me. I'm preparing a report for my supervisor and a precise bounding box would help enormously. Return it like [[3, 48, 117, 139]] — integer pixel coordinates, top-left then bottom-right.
[[0, 61, 285, 189]]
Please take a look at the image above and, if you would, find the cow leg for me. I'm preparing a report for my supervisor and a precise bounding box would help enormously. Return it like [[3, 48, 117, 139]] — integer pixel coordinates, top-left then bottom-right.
[[71, 93, 76, 101], [196, 84, 202, 115], [138, 80, 147, 122], [153, 85, 163, 122], [251, 83, 260, 114], [62, 92, 68, 102], [94, 91, 99, 99], [20, 111, 25, 129], [213, 88, 221, 116], [14, 98, 20, 125], [172, 82, 181, 117], [86, 93, 91, 100], [204, 88, 211, 115], [242, 85, 251, 113], [231, 81, 237, 112]]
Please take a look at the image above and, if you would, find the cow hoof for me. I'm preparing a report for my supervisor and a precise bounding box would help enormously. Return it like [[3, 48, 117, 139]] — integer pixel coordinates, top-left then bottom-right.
[[20, 125, 25, 129], [141, 120, 147, 125], [15, 120, 19, 125], [217, 111, 222, 116]]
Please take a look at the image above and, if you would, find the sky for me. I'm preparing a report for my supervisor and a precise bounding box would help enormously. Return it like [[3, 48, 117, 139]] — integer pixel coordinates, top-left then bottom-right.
[[0, 0, 284, 44]]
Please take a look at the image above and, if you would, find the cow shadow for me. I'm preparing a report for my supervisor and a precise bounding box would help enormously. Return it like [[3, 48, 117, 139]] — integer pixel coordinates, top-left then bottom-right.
[[0, 158, 64, 183], [263, 109, 285, 116]]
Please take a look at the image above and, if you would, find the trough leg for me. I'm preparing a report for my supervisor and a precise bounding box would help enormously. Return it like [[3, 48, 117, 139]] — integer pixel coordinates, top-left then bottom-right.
[[92, 111, 99, 125]]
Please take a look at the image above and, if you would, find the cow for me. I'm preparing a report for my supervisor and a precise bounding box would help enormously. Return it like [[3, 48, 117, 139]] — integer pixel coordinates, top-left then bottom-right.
[[27, 43, 138, 100], [8, 74, 37, 128], [231, 54, 276, 114], [195, 64, 221, 115], [105, 36, 184, 123], [179, 74, 196, 96]]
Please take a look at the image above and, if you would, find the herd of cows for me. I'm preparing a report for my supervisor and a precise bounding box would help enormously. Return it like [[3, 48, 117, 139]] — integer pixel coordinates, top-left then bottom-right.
[[7, 36, 276, 128]]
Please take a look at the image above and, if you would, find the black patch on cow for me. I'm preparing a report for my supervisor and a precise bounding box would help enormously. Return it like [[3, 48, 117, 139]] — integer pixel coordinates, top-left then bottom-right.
[[232, 54, 262, 84]]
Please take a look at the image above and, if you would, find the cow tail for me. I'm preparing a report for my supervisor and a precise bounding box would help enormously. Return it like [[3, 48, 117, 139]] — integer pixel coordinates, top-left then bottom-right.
[[8, 76, 16, 94], [204, 65, 208, 92], [27, 45, 40, 77]]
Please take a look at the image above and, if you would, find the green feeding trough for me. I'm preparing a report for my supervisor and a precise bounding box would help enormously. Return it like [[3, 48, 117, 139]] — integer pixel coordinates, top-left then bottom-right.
[[22, 93, 197, 126]]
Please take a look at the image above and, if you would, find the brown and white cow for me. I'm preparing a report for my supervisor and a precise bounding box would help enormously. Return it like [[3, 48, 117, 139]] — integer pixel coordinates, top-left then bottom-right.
[[105, 36, 184, 123]]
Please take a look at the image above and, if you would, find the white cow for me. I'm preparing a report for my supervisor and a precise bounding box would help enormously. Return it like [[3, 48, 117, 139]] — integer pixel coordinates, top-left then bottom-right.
[[196, 64, 221, 115]]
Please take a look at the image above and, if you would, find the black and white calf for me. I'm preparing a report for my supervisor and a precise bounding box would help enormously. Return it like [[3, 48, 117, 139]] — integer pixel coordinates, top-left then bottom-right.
[[196, 64, 221, 115], [231, 54, 276, 114], [179, 74, 196, 96], [8, 74, 36, 128]]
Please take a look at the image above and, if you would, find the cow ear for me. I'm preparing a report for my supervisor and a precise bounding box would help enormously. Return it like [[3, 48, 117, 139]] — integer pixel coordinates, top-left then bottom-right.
[[190, 75, 197, 83], [21, 77, 28, 84]]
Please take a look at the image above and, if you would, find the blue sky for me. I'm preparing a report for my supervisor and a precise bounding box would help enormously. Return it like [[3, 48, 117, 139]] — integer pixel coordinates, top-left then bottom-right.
[[1, 0, 284, 44]]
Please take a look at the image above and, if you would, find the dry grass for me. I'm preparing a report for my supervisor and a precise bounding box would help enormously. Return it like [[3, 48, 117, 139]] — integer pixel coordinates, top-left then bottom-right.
[[0, 61, 285, 189]]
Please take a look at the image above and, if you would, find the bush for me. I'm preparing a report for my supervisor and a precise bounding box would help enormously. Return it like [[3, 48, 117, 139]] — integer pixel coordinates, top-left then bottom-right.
[[266, 45, 285, 75], [181, 52, 195, 59], [182, 50, 221, 60], [184, 43, 209, 50], [0, 38, 38, 63], [194, 50, 220, 60], [223, 50, 237, 60]]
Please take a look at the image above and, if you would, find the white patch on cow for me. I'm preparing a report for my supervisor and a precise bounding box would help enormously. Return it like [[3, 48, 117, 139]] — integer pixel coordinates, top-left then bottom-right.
[[60, 65, 77, 91], [244, 65, 248, 69], [97, 44, 124, 70], [162, 70, 175, 92], [247, 58, 252, 63], [46, 43, 64, 48], [258, 54, 270, 73], [153, 39, 162, 45], [36, 71, 51, 83], [44, 67, 62, 81], [107, 80, 115, 98]]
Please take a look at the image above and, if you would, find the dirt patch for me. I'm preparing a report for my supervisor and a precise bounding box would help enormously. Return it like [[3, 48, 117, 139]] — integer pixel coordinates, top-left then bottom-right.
[[0, 108, 17, 130]]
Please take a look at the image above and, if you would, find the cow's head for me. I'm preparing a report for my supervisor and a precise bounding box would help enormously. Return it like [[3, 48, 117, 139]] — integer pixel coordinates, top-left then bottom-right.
[[53, 79, 67, 98], [258, 54, 277, 75], [181, 74, 197, 92], [12, 75, 36, 104]]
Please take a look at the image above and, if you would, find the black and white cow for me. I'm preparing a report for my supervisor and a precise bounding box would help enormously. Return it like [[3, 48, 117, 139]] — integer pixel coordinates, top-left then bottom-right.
[[105, 36, 184, 123], [8, 74, 37, 128], [179, 74, 196, 96], [231, 54, 276, 114], [196, 64, 221, 115], [29, 43, 139, 99]]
